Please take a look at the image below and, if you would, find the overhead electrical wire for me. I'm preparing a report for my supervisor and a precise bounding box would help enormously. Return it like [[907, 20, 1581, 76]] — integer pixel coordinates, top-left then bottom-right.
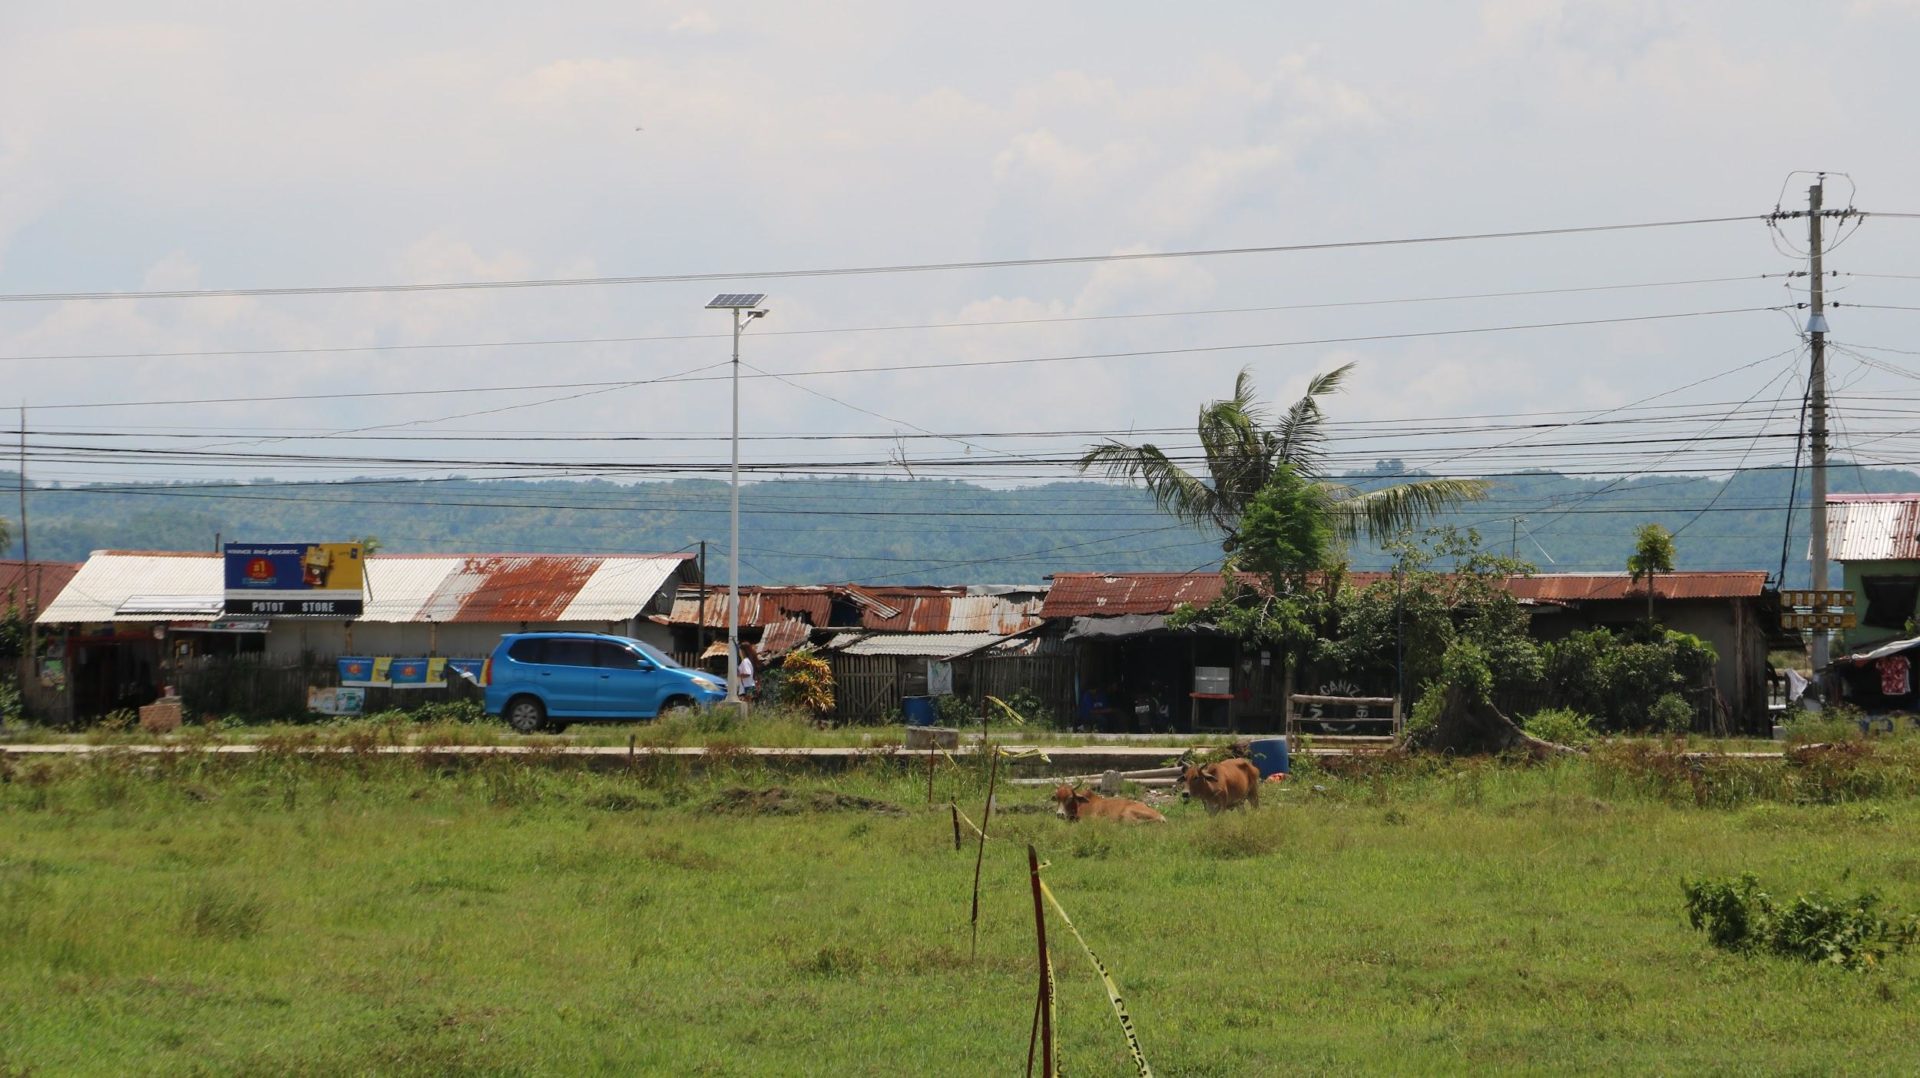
[[0, 272, 1790, 364], [0, 214, 1767, 303], [18, 304, 1789, 411]]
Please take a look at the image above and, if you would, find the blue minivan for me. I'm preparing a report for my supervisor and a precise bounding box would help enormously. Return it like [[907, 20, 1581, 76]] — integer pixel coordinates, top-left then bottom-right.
[[483, 632, 727, 733]]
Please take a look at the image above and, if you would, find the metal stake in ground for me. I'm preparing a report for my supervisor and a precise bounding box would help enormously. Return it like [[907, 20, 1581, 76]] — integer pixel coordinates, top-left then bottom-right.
[[969, 745, 1001, 960], [1026, 844, 1055, 1078]]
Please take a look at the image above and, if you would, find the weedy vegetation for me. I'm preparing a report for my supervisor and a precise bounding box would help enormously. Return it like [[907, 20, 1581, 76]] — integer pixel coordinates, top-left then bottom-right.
[[4, 743, 1920, 1073]]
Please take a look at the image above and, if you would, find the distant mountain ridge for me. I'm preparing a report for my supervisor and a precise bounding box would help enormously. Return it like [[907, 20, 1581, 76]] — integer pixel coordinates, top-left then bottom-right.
[[2, 464, 1914, 587]]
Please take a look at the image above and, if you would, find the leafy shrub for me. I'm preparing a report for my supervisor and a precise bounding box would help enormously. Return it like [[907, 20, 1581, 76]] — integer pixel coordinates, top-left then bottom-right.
[[1523, 707, 1596, 746], [0, 675, 21, 724], [1650, 693, 1694, 734], [776, 648, 835, 717], [1543, 627, 1715, 732], [1402, 689, 1444, 743], [934, 694, 977, 726], [1683, 873, 1919, 970]]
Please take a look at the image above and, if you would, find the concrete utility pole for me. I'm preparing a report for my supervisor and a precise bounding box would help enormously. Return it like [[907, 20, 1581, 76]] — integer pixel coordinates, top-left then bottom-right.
[[18, 404, 33, 665], [1807, 179, 1831, 671]]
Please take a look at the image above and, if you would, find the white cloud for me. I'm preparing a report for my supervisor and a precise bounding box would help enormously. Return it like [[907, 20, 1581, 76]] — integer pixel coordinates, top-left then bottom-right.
[[669, 10, 718, 35], [0, 0, 1917, 505]]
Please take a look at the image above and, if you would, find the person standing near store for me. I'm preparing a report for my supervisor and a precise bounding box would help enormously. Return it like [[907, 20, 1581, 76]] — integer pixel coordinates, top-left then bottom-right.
[[738, 644, 758, 701]]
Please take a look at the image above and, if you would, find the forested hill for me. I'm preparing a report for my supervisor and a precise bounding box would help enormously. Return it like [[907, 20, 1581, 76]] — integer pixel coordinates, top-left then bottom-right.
[[2, 464, 1915, 586]]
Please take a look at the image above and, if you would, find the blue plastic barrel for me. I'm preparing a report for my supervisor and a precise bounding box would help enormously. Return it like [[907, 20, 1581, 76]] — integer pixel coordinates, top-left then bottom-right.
[[902, 695, 937, 726], [1247, 737, 1290, 778]]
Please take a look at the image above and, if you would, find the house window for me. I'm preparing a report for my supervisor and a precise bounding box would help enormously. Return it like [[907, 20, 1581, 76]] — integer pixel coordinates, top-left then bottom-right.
[[1860, 575, 1920, 631]]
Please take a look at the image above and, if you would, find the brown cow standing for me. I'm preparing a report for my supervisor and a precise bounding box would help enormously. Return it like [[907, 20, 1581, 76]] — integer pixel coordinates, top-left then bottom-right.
[[1179, 757, 1261, 814], [1051, 784, 1167, 824]]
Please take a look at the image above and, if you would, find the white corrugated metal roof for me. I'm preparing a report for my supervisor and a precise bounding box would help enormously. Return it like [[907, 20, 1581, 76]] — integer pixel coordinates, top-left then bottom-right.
[[557, 558, 684, 622], [1827, 495, 1920, 562], [39, 552, 223, 623], [39, 550, 687, 626], [828, 631, 1013, 657], [365, 558, 467, 622]]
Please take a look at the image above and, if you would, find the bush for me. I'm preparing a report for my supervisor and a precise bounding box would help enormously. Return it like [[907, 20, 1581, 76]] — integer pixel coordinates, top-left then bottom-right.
[[1650, 693, 1694, 734], [1523, 707, 1596, 746], [775, 648, 835, 717], [0, 675, 21, 724], [1683, 873, 1919, 970], [1543, 627, 1715, 732], [1402, 689, 1444, 743], [934, 694, 977, 726]]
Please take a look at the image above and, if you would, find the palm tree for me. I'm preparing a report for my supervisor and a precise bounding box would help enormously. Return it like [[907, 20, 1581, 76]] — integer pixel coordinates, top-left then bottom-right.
[[1078, 363, 1489, 550]]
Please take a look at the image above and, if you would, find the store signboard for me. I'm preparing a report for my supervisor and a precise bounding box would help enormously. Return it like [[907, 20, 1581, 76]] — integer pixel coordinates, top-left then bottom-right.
[[223, 542, 364, 617]]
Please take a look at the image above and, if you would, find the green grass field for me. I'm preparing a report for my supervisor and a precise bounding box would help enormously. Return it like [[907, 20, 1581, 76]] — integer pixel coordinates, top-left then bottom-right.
[[5, 747, 1920, 1075]]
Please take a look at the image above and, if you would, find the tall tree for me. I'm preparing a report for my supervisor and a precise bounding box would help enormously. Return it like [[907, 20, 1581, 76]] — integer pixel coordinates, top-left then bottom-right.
[[1078, 364, 1490, 551], [1628, 523, 1677, 623]]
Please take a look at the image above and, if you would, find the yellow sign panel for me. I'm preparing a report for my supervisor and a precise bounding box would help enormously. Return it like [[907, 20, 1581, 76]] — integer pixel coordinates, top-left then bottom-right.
[[1779, 589, 1854, 609], [1781, 611, 1857, 630]]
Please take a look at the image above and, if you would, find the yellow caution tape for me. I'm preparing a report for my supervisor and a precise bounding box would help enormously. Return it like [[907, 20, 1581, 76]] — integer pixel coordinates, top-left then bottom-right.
[[953, 806, 992, 841], [1038, 878, 1151, 1078]]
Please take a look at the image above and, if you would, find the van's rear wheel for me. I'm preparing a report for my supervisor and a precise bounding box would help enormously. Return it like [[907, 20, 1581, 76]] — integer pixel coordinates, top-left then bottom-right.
[[505, 696, 548, 734]]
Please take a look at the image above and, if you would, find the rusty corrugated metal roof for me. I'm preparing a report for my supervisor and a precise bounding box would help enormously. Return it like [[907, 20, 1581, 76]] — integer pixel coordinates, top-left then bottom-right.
[[1506, 572, 1768, 602], [1045, 569, 1767, 619], [1827, 494, 1920, 562], [757, 617, 815, 659], [0, 559, 80, 614], [1041, 573, 1229, 618]]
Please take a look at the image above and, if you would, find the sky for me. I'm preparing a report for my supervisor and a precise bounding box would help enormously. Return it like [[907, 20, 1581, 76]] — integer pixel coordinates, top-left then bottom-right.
[[3, 1, 1920, 498]]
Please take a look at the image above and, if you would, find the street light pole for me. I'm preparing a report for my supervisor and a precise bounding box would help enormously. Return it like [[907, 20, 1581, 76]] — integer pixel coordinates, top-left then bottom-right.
[[729, 308, 742, 702], [706, 294, 768, 705]]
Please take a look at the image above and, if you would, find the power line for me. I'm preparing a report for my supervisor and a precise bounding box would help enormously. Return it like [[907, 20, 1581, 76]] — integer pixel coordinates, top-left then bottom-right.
[[0, 272, 1786, 364], [22, 304, 1787, 411], [0, 214, 1766, 303]]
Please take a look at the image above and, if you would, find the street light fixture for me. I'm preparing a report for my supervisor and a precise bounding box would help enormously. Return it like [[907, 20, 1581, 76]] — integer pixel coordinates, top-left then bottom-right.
[[706, 293, 768, 703]]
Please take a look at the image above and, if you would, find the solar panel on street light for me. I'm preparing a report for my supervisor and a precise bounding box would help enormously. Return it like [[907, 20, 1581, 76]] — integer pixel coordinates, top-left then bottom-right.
[[706, 293, 767, 309]]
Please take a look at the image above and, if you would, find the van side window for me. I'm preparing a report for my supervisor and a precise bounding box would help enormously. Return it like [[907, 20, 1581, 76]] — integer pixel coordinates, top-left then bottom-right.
[[594, 642, 646, 669], [543, 640, 598, 668], [507, 639, 547, 664]]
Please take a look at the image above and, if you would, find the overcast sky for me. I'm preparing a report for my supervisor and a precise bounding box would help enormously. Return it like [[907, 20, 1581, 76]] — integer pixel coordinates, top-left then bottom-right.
[[4, 1, 1920, 493]]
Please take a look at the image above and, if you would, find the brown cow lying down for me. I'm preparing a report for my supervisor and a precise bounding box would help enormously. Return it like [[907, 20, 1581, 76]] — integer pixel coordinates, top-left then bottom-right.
[[1179, 758, 1261, 814], [1051, 784, 1166, 823]]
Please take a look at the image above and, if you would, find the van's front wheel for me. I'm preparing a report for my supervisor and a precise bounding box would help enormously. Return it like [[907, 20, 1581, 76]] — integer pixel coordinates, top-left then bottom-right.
[[505, 695, 548, 734]]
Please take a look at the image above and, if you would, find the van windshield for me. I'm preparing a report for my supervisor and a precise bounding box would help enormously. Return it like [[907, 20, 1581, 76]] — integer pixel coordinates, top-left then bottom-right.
[[628, 640, 683, 669]]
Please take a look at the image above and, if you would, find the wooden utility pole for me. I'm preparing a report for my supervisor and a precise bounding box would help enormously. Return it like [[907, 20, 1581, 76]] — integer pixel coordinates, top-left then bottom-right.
[[1807, 180, 1831, 671]]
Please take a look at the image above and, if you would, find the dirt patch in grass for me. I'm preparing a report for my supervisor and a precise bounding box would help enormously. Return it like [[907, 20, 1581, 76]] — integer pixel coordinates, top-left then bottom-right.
[[702, 786, 905, 817]]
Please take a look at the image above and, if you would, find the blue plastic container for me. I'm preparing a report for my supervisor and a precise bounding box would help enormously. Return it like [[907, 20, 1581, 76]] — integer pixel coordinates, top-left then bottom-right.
[[1247, 737, 1291, 778], [902, 695, 937, 726]]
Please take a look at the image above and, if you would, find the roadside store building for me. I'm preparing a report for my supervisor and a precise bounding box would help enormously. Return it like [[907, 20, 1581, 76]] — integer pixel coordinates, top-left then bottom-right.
[[35, 550, 698, 721]]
